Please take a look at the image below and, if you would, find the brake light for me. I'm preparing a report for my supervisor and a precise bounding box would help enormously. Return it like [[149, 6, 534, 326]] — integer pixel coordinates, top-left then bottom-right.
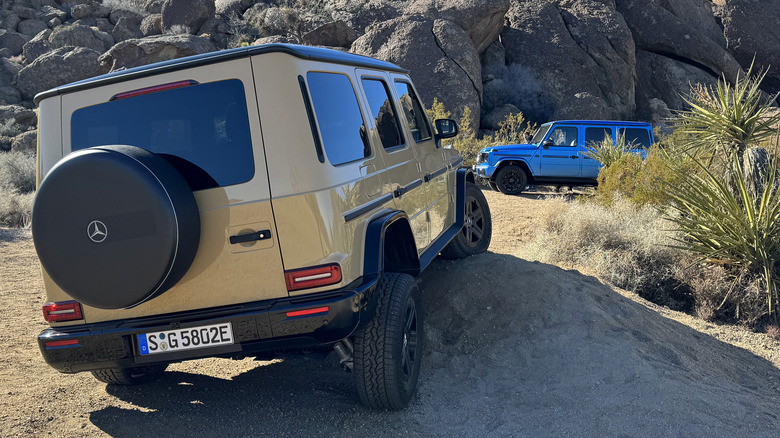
[[285, 264, 342, 291], [45, 339, 79, 347], [42, 301, 83, 322], [286, 307, 330, 318], [110, 80, 198, 101]]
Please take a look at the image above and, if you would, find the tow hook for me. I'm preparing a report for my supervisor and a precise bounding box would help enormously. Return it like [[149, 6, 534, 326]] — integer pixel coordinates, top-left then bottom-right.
[[333, 338, 354, 372]]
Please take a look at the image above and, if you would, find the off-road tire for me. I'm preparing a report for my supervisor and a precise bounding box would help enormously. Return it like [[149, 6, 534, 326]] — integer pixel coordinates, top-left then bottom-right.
[[440, 182, 492, 259], [495, 164, 528, 195], [354, 273, 423, 410], [91, 364, 167, 385]]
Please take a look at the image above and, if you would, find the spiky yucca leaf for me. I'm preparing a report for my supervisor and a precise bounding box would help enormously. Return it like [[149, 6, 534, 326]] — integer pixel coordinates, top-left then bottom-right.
[[585, 132, 633, 168], [667, 153, 780, 318]]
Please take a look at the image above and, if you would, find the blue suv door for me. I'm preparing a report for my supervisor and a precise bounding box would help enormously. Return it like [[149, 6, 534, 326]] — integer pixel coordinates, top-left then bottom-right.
[[539, 125, 581, 177], [582, 126, 614, 179]]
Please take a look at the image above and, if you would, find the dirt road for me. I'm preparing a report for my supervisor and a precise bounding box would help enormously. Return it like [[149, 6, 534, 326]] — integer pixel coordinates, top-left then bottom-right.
[[2, 190, 780, 437]]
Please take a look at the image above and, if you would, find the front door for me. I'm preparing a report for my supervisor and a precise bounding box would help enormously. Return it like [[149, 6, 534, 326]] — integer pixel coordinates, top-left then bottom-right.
[[539, 125, 581, 178]]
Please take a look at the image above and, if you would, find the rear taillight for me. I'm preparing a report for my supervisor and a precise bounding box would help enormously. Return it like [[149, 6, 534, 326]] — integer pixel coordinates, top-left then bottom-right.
[[285, 264, 342, 291], [110, 80, 198, 101], [42, 301, 83, 322]]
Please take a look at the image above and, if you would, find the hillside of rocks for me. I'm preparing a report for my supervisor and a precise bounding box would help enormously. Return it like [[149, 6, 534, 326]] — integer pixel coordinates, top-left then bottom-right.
[[0, 0, 777, 147]]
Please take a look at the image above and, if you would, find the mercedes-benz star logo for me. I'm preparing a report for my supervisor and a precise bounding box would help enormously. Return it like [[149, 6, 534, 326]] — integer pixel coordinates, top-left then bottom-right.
[[87, 220, 108, 243]]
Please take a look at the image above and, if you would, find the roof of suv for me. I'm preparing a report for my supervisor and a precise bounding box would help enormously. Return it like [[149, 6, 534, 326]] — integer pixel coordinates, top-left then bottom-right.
[[541, 120, 652, 127], [34, 43, 408, 105]]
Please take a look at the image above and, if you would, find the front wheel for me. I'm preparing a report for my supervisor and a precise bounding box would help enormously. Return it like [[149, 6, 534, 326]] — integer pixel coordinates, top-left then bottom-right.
[[495, 164, 528, 195], [354, 273, 423, 410], [440, 182, 492, 259]]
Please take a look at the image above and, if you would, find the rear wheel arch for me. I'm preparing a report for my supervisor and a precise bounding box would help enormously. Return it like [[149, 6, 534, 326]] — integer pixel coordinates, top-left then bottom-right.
[[363, 210, 420, 279]]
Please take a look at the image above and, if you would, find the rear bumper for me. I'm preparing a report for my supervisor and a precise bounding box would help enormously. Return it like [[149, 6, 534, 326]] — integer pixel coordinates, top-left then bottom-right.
[[38, 276, 379, 373]]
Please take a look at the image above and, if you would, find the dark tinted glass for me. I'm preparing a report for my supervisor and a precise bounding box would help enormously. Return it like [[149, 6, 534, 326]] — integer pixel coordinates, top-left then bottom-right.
[[394, 81, 431, 142], [548, 127, 578, 147], [362, 78, 404, 149], [619, 128, 652, 149], [531, 124, 551, 144], [585, 127, 613, 146], [71, 79, 254, 191], [307, 72, 369, 165]]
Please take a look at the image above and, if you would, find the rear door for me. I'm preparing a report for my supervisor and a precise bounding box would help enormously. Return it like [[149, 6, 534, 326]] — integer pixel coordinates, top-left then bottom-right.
[[356, 69, 430, 251], [59, 58, 288, 323], [539, 124, 581, 177], [582, 126, 614, 179], [619, 126, 653, 159]]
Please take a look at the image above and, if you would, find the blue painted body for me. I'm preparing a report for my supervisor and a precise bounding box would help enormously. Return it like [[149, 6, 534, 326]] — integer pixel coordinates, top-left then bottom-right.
[[474, 120, 654, 184]]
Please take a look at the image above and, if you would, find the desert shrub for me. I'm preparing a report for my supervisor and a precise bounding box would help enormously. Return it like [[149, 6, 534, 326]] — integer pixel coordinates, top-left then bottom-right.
[[585, 132, 632, 168], [0, 151, 36, 194], [494, 112, 535, 145], [594, 145, 690, 208], [0, 120, 24, 138], [101, 0, 148, 15], [517, 197, 694, 311], [0, 186, 33, 228]]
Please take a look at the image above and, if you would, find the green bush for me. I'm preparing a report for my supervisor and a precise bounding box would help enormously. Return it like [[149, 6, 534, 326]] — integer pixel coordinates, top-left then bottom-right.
[[585, 133, 632, 168], [0, 151, 35, 194]]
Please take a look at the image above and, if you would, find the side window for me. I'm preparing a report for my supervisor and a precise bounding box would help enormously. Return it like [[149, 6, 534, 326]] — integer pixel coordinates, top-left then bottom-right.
[[585, 127, 613, 147], [394, 81, 432, 142], [547, 127, 578, 147], [361, 78, 405, 150], [306, 72, 369, 166], [619, 128, 652, 149]]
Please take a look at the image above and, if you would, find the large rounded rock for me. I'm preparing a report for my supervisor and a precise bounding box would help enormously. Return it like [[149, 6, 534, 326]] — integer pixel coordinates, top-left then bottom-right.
[[140, 14, 163, 37], [615, 0, 743, 84], [0, 10, 21, 32], [17, 19, 47, 37], [11, 130, 36, 154], [98, 34, 217, 71], [404, 0, 510, 53], [498, 0, 636, 122], [635, 50, 718, 121], [16, 46, 110, 100], [161, 0, 215, 33], [0, 86, 21, 105], [49, 24, 112, 53], [714, 0, 780, 92], [303, 20, 357, 48], [352, 16, 482, 132], [113, 16, 143, 43], [23, 29, 52, 62], [0, 30, 31, 56], [70, 4, 92, 20], [0, 58, 21, 87]]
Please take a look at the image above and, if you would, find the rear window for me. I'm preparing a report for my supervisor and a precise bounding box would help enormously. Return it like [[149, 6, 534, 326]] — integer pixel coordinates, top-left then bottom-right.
[[619, 127, 652, 149], [71, 79, 254, 191]]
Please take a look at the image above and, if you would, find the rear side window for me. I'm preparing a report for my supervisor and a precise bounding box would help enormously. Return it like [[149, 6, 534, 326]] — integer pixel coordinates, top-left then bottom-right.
[[71, 79, 254, 191], [585, 127, 613, 146], [394, 81, 431, 142], [306, 72, 369, 165], [619, 127, 652, 149], [547, 126, 578, 147], [361, 78, 405, 150]]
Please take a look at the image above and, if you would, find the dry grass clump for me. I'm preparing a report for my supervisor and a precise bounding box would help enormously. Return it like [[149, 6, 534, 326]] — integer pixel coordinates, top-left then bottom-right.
[[517, 197, 694, 312], [0, 151, 35, 228]]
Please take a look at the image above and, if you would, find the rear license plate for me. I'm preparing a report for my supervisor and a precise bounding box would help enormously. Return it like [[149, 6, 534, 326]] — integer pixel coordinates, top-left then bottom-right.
[[137, 322, 233, 356]]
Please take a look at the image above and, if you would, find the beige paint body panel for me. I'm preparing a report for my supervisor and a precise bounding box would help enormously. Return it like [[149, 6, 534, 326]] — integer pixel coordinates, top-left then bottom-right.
[[41, 58, 288, 325]]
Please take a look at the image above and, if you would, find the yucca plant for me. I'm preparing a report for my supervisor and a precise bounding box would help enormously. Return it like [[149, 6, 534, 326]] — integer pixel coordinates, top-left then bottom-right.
[[673, 62, 780, 166], [585, 132, 633, 168], [667, 152, 780, 322]]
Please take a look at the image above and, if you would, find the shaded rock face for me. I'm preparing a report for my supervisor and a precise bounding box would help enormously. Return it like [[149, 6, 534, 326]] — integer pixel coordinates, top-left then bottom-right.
[[404, 0, 510, 53], [496, 0, 636, 122], [16, 46, 109, 100], [714, 0, 780, 92], [352, 16, 482, 132], [0, 30, 30, 56], [302, 20, 357, 48], [11, 129, 36, 154], [98, 34, 217, 71], [161, 0, 215, 33]]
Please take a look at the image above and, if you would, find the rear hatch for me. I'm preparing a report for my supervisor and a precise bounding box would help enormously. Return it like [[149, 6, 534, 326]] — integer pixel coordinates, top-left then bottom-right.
[[40, 58, 289, 324]]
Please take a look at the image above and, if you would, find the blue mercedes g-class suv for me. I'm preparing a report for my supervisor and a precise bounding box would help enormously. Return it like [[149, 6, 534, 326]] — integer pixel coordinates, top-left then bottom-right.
[[474, 120, 654, 194]]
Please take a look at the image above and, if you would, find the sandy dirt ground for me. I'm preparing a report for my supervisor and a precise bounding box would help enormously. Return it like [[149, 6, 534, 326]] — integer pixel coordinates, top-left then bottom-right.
[[3, 189, 780, 437]]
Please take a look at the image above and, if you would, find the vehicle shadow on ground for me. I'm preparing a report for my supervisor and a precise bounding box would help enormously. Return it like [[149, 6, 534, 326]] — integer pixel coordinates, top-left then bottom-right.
[[90, 253, 780, 437]]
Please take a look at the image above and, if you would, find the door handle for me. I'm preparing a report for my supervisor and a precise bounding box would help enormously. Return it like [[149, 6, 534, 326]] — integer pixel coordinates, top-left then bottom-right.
[[570, 155, 578, 159], [230, 230, 271, 244]]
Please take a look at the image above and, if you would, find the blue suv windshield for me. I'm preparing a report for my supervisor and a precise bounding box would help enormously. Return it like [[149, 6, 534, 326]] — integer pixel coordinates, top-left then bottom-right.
[[530, 124, 551, 145]]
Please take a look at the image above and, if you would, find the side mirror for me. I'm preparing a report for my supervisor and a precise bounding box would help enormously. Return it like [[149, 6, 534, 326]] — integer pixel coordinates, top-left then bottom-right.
[[542, 139, 554, 149], [434, 118, 458, 140]]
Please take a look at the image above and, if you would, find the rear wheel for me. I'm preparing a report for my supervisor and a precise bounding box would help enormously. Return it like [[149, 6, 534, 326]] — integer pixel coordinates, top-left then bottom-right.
[[354, 273, 422, 410], [91, 364, 167, 385], [495, 164, 528, 195], [440, 182, 492, 259]]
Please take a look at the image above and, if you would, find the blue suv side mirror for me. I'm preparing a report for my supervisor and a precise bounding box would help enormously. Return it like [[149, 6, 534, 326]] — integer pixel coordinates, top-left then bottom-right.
[[542, 139, 554, 149]]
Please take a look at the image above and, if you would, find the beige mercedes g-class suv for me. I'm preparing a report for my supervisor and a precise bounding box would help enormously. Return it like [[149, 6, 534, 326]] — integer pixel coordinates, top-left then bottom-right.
[[31, 43, 492, 410]]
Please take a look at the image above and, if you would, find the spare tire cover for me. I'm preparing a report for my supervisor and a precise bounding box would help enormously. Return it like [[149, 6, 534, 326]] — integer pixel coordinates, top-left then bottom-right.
[[32, 145, 201, 309]]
